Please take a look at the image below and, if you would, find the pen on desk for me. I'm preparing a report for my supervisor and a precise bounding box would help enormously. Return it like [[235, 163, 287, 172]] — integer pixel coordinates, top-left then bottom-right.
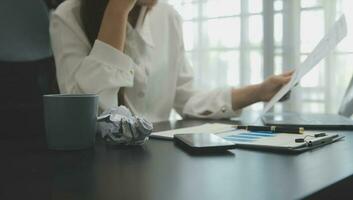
[[234, 125, 305, 134]]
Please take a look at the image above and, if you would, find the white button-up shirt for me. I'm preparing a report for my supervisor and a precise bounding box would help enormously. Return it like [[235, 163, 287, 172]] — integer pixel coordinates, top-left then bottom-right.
[[50, 0, 241, 122]]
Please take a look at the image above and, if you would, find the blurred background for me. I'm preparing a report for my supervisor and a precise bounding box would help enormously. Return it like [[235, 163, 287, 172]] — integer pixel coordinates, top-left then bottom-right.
[[163, 0, 353, 117]]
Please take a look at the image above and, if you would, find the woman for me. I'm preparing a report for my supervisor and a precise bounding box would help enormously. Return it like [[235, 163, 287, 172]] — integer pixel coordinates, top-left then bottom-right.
[[50, 0, 292, 122]]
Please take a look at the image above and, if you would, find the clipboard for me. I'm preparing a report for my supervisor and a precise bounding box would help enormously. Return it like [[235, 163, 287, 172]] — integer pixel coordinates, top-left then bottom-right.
[[151, 124, 344, 153], [218, 130, 344, 153]]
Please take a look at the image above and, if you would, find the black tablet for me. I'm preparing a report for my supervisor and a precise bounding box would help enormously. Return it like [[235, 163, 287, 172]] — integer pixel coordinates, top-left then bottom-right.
[[174, 133, 236, 153]]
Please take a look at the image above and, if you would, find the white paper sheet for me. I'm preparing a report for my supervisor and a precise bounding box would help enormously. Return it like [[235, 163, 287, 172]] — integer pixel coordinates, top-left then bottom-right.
[[261, 15, 347, 117], [150, 123, 235, 139]]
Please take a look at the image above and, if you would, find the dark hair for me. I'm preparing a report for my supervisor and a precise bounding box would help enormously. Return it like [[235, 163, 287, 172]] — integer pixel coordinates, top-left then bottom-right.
[[44, 0, 65, 9], [80, 0, 108, 45]]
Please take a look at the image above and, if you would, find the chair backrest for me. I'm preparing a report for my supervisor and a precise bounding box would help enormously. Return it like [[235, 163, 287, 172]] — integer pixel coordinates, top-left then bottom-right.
[[0, 0, 57, 137], [0, 0, 52, 62]]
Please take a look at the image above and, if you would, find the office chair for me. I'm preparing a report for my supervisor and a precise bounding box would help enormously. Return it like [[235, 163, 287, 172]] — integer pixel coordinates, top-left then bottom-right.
[[0, 0, 58, 137]]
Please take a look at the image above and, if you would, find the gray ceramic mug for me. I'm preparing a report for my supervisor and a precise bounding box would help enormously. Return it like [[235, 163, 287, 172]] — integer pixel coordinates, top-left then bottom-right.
[[43, 94, 98, 150]]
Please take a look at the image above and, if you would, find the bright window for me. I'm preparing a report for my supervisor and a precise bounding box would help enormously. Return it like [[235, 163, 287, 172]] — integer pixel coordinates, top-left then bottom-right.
[[165, 0, 353, 115]]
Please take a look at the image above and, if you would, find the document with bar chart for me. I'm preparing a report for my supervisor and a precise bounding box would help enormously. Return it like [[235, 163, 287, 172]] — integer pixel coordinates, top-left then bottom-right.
[[218, 130, 340, 152]]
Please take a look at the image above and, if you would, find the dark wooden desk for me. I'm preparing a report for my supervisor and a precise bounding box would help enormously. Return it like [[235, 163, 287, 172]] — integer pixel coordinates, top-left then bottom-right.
[[1, 119, 353, 200]]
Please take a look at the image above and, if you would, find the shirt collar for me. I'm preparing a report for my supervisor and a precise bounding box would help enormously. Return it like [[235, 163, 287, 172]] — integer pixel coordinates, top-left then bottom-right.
[[127, 7, 155, 48]]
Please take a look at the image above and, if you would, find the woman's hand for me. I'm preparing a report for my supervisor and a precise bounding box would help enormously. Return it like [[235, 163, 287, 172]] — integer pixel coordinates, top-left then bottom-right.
[[109, 0, 137, 15], [257, 71, 293, 102], [137, 0, 158, 9], [231, 71, 293, 110], [98, 0, 138, 50]]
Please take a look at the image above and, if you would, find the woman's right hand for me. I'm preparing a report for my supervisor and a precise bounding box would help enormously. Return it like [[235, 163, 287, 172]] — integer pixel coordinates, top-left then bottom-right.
[[109, 0, 137, 15]]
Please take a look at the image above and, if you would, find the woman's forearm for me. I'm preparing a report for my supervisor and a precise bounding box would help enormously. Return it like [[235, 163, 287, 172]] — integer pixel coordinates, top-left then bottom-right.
[[98, 1, 130, 51], [231, 84, 262, 110], [231, 72, 292, 110]]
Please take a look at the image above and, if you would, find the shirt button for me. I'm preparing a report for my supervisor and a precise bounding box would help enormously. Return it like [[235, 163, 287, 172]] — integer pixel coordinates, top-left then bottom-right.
[[129, 69, 134, 75], [221, 106, 227, 113]]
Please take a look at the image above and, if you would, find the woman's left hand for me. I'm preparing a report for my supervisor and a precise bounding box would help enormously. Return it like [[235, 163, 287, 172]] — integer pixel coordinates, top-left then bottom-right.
[[257, 71, 294, 102]]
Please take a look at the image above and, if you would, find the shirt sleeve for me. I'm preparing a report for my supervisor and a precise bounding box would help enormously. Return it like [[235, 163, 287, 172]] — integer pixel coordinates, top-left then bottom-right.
[[173, 53, 241, 119], [50, 13, 137, 112], [170, 9, 241, 119]]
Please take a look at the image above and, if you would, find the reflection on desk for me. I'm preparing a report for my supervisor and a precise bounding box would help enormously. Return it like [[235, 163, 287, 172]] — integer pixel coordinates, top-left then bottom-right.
[[1, 119, 353, 200]]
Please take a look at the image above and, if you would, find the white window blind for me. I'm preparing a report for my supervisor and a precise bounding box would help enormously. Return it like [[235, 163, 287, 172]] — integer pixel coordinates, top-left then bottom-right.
[[165, 0, 353, 115]]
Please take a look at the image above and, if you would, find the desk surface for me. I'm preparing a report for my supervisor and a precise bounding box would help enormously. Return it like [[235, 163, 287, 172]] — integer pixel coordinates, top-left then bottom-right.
[[1, 119, 353, 200]]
